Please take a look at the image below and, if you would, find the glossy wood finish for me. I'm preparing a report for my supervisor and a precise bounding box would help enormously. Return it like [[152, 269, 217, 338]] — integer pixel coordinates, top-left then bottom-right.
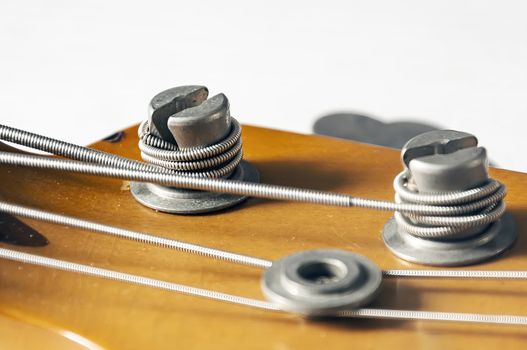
[[0, 125, 526, 349]]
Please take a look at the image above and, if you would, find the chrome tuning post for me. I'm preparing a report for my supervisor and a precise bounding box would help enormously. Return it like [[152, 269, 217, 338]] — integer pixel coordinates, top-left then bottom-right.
[[382, 130, 516, 266], [130, 86, 259, 214]]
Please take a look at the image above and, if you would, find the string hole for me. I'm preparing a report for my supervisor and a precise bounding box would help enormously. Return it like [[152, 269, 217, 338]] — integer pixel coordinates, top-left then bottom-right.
[[297, 260, 347, 285]]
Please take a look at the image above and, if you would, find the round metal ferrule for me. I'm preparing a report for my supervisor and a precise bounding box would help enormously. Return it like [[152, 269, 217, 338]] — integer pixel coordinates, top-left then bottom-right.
[[262, 249, 382, 316], [130, 160, 259, 214]]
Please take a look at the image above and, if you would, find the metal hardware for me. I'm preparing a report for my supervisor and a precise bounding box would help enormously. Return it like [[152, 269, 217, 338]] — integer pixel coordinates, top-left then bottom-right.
[[167, 92, 232, 148], [4, 246, 527, 325], [383, 130, 516, 266], [0, 123, 525, 325], [131, 86, 259, 214], [400, 130, 477, 168], [0, 200, 272, 268], [0, 124, 513, 263], [130, 160, 259, 214], [0, 141, 505, 214], [262, 249, 382, 316], [383, 213, 516, 266], [1, 200, 527, 325], [148, 85, 209, 144], [401, 130, 485, 192]]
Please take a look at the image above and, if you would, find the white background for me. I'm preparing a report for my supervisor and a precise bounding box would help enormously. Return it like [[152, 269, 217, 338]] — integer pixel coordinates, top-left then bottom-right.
[[1, 1, 526, 171]]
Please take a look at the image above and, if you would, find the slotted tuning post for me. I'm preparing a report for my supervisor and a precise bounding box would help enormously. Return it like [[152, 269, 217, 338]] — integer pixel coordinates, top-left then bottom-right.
[[382, 130, 516, 266], [130, 86, 259, 214]]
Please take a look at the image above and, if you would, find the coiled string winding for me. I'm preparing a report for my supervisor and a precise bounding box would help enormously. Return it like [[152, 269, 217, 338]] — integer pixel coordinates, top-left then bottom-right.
[[137, 118, 243, 178], [0, 123, 523, 326], [391, 171, 507, 239], [0, 123, 508, 239]]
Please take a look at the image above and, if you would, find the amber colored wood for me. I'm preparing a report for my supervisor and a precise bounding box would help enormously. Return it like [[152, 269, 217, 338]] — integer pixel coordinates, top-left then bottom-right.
[[1, 124, 527, 349]]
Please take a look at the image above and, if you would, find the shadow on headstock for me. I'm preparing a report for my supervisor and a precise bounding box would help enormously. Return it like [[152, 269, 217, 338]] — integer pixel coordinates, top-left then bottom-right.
[[0, 213, 48, 247]]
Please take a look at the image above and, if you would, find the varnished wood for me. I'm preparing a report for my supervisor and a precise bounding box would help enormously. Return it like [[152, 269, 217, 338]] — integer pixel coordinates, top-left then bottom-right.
[[0, 124, 526, 349]]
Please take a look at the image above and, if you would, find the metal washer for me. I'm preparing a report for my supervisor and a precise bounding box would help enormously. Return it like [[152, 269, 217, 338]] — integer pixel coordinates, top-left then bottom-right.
[[130, 160, 259, 214], [262, 249, 382, 316], [382, 213, 516, 266]]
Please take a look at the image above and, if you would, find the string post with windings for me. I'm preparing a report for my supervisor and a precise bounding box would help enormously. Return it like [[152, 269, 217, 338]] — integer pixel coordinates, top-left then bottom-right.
[[130, 85, 260, 214], [382, 130, 515, 266]]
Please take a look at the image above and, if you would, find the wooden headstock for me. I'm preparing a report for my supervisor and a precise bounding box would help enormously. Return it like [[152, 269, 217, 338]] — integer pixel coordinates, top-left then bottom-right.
[[0, 124, 526, 349]]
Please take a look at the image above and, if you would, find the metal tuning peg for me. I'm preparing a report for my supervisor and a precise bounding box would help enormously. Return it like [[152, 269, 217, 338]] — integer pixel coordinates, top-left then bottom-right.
[[148, 86, 210, 144], [382, 130, 516, 266], [130, 86, 259, 214]]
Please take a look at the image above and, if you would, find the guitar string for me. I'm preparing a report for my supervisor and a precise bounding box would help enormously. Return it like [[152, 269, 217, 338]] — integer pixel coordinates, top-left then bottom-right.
[[1, 124, 526, 324], [0, 201, 272, 269], [336, 309, 527, 326], [0, 124, 505, 218], [0, 150, 507, 240], [138, 119, 507, 239], [2, 247, 527, 325], [0, 150, 504, 219], [0, 247, 279, 311], [1, 199, 527, 282]]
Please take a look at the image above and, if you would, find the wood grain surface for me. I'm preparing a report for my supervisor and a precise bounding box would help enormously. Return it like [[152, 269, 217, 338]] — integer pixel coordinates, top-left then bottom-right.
[[0, 124, 526, 349]]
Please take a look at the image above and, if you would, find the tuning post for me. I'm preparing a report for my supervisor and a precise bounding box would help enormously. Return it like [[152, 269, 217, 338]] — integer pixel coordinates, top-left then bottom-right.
[[0, 122, 516, 263], [382, 130, 516, 266], [148, 85, 210, 143], [130, 86, 259, 214]]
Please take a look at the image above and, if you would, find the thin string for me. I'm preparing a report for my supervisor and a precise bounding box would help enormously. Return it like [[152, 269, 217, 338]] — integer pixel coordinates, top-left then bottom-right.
[[0, 201, 272, 269], [1, 199, 527, 280], [2, 247, 527, 325], [383, 270, 527, 279], [0, 124, 526, 325], [337, 309, 527, 325], [0, 247, 279, 311]]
